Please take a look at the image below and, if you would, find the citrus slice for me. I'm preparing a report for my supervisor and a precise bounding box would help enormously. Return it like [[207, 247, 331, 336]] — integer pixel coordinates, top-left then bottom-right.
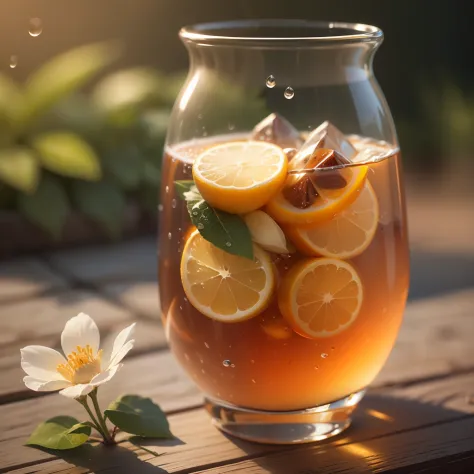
[[278, 258, 363, 338], [193, 141, 287, 214], [180, 231, 275, 322], [286, 183, 379, 259], [266, 164, 368, 226]]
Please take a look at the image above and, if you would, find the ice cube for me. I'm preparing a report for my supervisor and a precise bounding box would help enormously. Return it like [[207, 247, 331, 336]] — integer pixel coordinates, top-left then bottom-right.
[[296, 121, 357, 163], [251, 113, 303, 149]]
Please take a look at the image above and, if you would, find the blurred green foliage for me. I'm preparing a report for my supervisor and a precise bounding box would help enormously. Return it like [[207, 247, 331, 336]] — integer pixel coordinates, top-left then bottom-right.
[[0, 42, 184, 240], [398, 80, 474, 167]]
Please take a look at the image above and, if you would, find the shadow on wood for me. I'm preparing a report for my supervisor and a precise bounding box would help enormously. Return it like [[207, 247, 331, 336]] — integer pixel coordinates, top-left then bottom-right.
[[214, 391, 474, 474]]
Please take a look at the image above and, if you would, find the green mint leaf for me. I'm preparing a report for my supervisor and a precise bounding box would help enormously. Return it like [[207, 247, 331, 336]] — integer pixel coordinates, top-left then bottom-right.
[[174, 179, 194, 200], [175, 180, 254, 260], [105, 395, 173, 439], [26, 416, 91, 450]]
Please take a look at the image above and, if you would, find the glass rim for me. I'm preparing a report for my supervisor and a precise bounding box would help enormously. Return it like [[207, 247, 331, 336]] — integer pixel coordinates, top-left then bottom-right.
[[180, 19, 383, 46]]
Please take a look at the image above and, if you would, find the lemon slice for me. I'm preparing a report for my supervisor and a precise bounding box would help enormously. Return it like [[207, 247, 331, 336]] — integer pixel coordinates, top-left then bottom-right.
[[266, 164, 368, 226], [278, 258, 363, 338], [180, 231, 275, 322], [193, 141, 288, 214], [286, 183, 379, 259]]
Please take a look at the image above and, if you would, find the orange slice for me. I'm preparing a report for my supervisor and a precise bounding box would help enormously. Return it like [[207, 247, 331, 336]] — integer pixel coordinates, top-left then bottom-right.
[[266, 164, 368, 226], [286, 183, 379, 259], [278, 258, 363, 338], [180, 231, 275, 322], [193, 141, 287, 214]]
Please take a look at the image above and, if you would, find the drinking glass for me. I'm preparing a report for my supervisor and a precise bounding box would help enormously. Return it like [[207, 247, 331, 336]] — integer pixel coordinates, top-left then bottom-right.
[[158, 20, 409, 444]]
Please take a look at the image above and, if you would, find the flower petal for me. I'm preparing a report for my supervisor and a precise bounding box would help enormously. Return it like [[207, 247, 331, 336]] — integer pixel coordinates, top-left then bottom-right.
[[108, 340, 134, 369], [101, 322, 136, 368], [59, 383, 94, 399], [23, 376, 70, 392], [61, 313, 100, 357], [90, 364, 122, 387], [21, 346, 67, 381]]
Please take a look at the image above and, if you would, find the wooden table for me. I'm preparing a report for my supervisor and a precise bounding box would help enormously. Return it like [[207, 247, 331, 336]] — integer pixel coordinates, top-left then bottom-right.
[[1, 192, 474, 473]]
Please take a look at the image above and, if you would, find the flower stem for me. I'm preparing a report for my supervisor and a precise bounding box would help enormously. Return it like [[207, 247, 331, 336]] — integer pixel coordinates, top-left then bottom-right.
[[77, 397, 107, 440], [89, 389, 114, 445]]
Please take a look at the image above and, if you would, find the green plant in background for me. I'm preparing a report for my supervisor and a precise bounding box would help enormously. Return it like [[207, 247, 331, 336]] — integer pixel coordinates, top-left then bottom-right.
[[0, 42, 183, 239]]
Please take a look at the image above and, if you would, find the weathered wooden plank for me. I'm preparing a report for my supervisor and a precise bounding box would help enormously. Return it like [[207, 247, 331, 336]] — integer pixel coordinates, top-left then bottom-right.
[[46, 237, 156, 284], [0, 258, 68, 303], [0, 290, 166, 400], [2, 368, 473, 472]]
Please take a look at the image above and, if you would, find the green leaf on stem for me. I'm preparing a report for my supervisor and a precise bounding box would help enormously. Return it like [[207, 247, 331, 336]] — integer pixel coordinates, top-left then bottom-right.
[[0, 148, 39, 193], [32, 132, 102, 181], [21, 42, 120, 126], [26, 416, 91, 450], [105, 395, 173, 439], [18, 175, 70, 240], [175, 180, 254, 260]]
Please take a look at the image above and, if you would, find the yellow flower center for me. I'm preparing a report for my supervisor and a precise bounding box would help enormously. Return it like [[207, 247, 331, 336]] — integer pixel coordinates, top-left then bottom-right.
[[57, 345, 102, 384]]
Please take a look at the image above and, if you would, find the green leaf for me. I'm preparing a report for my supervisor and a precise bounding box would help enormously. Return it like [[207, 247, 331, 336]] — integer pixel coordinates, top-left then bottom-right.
[[26, 416, 91, 450], [0, 148, 40, 193], [105, 395, 173, 439], [175, 180, 254, 260], [18, 175, 70, 239], [71, 180, 125, 239], [32, 132, 101, 180], [21, 42, 120, 125], [93, 68, 168, 125]]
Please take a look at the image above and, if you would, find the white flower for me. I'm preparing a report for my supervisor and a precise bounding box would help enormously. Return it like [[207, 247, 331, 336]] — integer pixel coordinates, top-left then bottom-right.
[[21, 313, 135, 399]]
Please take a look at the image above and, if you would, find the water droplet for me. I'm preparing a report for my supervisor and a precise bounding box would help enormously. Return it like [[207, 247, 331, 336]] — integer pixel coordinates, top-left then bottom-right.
[[197, 223, 204, 230], [171, 199, 177, 209], [314, 365, 320, 370], [251, 378, 256, 383], [321, 353, 328, 359], [266, 75, 276, 88], [165, 185, 169, 193], [158, 204, 163, 212], [225, 241, 232, 247], [284, 87, 295, 99], [29, 17, 43, 37], [222, 360, 231, 367], [204, 342, 210, 349], [168, 232, 172, 240], [9, 55, 18, 68]]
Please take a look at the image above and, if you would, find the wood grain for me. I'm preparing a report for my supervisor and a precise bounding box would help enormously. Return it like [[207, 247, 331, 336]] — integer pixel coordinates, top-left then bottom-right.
[[2, 365, 473, 472]]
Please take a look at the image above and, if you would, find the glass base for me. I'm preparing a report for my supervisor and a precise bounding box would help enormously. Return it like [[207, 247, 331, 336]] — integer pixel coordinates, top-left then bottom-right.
[[204, 389, 365, 444]]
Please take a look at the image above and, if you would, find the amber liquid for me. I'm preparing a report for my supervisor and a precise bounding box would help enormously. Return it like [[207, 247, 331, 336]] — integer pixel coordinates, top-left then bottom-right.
[[158, 135, 409, 411]]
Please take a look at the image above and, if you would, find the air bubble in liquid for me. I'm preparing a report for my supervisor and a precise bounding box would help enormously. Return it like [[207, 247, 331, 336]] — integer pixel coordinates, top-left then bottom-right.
[[284, 87, 295, 99], [321, 353, 328, 359], [204, 342, 210, 349], [314, 365, 319, 370], [158, 204, 163, 212], [168, 232, 172, 240], [266, 75, 276, 88], [29, 18, 43, 37], [222, 360, 231, 367], [225, 241, 232, 247], [252, 379, 256, 384], [197, 223, 204, 230], [9, 55, 18, 68], [171, 199, 177, 208], [228, 123, 235, 131], [165, 185, 169, 193]]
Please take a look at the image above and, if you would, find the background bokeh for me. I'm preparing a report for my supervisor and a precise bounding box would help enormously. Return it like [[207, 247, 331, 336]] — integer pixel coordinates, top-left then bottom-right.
[[0, 0, 472, 255]]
